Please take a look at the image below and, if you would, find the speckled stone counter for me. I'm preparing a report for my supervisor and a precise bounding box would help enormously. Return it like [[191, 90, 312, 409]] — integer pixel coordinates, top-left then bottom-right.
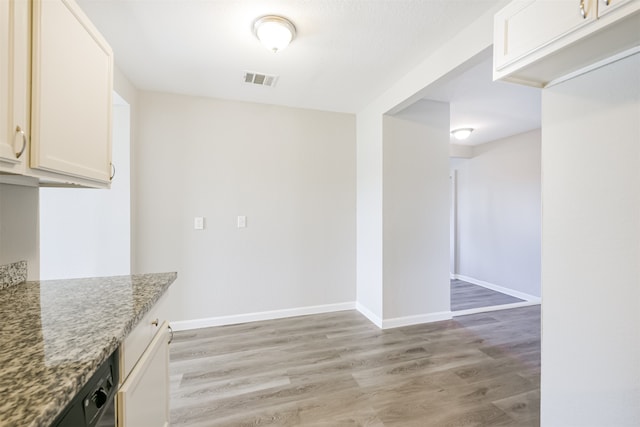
[[0, 260, 28, 290], [0, 272, 177, 427]]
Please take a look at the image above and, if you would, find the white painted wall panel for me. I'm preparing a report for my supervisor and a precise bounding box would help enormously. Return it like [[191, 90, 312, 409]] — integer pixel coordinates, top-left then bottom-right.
[[541, 53, 640, 426], [454, 129, 541, 298], [355, 3, 503, 324], [133, 92, 356, 322], [0, 184, 39, 280], [382, 101, 450, 320], [39, 99, 131, 280], [356, 111, 383, 323]]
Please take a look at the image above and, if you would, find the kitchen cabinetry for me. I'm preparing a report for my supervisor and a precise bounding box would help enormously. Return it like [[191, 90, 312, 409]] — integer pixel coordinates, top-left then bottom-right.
[[0, 0, 29, 175], [493, 0, 640, 86], [1, 0, 114, 187], [598, 0, 633, 17], [118, 321, 170, 427], [31, 0, 113, 186], [118, 293, 171, 427]]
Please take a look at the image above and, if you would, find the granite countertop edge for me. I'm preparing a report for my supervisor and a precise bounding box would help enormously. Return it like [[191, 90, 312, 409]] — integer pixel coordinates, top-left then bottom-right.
[[0, 271, 177, 427], [106, 272, 178, 345], [0, 260, 28, 290]]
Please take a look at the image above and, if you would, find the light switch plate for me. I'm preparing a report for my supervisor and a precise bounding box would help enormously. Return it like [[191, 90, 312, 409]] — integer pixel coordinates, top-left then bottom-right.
[[194, 217, 205, 230], [237, 216, 247, 228]]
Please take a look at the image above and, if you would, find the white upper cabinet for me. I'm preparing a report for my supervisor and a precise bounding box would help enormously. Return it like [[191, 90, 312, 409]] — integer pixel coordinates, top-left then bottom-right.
[[494, 0, 640, 86], [494, 0, 597, 71], [30, 0, 113, 186], [0, 0, 29, 174], [598, 0, 633, 17]]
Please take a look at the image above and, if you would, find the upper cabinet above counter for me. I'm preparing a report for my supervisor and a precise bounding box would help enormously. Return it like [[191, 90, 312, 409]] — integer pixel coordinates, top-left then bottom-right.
[[493, 0, 640, 87], [0, 0, 113, 188]]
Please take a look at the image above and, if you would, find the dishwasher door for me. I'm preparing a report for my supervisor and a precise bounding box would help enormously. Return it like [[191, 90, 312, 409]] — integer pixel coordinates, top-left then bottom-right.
[[52, 349, 119, 427]]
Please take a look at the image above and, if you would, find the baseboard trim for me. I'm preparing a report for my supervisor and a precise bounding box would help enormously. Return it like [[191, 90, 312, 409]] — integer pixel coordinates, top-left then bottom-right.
[[171, 301, 356, 331], [454, 274, 541, 303], [452, 300, 541, 317], [355, 302, 383, 328], [381, 311, 453, 330]]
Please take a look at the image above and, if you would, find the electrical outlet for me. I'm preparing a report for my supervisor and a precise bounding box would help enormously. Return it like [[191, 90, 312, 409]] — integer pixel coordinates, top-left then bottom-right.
[[194, 217, 205, 230], [237, 216, 247, 228]]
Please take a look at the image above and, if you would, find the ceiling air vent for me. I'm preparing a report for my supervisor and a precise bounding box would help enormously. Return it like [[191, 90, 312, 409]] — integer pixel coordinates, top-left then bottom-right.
[[244, 71, 279, 87]]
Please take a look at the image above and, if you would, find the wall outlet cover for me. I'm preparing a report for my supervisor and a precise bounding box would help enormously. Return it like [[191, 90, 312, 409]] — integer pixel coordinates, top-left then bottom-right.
[[194, 217, 205, 230]]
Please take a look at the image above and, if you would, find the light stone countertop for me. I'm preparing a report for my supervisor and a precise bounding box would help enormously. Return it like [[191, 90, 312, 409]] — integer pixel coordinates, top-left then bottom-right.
[[0, 272, 177, 427], [0, 260, 28, 290]]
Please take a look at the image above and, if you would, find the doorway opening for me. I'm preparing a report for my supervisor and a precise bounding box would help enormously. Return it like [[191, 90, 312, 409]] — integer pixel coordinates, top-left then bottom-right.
[[411, 50, 542, 316]]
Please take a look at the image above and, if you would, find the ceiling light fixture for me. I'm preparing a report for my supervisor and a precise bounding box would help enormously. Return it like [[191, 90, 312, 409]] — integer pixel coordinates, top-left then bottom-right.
[[253, 15, 296, 53], [451, 128, 474, 140]]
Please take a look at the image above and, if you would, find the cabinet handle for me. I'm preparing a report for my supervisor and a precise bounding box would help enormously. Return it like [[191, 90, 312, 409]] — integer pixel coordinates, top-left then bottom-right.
[[604, 0, 610, 5], [580, 0, 587, 18], [15, 126, 27, 159], [168, 324, 174, 345], [151, 318, 159, 327], [110, 162, 116, 181]]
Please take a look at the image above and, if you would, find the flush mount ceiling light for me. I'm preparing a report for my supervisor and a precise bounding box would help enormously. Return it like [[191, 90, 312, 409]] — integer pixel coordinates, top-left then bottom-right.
[[451, 128, 474, 140], [253, 15, 296, 53]]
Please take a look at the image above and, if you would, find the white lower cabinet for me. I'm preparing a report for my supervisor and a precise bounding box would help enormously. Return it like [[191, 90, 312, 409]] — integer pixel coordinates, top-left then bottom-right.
[[117, 321, 170, 427], [117, 292, 172, 427]]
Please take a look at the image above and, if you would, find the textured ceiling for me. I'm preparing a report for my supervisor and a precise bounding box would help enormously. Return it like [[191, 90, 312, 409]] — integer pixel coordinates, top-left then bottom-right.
[[77, 0, 507, 114]]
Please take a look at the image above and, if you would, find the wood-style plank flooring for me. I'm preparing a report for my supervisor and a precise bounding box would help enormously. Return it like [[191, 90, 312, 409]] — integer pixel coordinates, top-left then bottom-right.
[[170, 306, 540, 426], [450, 279, 524, 312]]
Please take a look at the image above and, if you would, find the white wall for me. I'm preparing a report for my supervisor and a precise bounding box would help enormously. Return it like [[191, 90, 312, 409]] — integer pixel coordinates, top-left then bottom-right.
[[355, 4, 505, 325], [383, 101, 450, 322], [453, 129, 541, 298], [0, 183, 39, 280], [355, 111, 384, 324], [541, 53, 640, 426], [39, 95, 131, 280], [133, 91, 356, 323], [113, 66, 139, 272]]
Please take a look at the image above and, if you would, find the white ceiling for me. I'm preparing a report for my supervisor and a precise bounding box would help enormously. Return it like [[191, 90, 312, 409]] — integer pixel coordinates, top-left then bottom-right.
[[77, 0, 540, 144], [420, 54, 541, 145]]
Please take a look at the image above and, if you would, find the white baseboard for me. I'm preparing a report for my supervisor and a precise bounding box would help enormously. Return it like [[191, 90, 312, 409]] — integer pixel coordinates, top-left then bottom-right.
[[452, 300, 540, 317], [355, 302, 383, 328], [172, 287, 533, 333], [355, 304, 453, 329], [171, 301, 356, 331], [381, 311, 452, 330], [453, 274, 541, 303]]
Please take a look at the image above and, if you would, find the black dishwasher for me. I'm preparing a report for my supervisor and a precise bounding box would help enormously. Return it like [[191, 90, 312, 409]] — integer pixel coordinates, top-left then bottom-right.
[[51, 349, 119, 427]]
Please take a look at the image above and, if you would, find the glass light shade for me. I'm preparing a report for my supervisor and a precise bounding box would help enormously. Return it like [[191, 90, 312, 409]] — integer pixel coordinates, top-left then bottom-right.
[[451, 128, 474, 140], [254, 16, 296, 53]]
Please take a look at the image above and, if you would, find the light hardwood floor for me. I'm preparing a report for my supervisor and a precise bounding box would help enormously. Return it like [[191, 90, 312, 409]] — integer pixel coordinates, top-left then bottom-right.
[[450, 279, 524, 312], [170, 305, 540, 426]]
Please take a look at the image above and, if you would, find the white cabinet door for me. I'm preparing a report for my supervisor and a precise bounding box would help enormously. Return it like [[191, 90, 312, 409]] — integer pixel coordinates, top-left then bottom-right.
[[598, 0, 632, 16], [495, 0, 597, 71], [120, 293, 171, 381], [0, 0, 29, 174], [30, 0, 113, 185], [117, 321, 170, 427], [494, 0, 640, 86]]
